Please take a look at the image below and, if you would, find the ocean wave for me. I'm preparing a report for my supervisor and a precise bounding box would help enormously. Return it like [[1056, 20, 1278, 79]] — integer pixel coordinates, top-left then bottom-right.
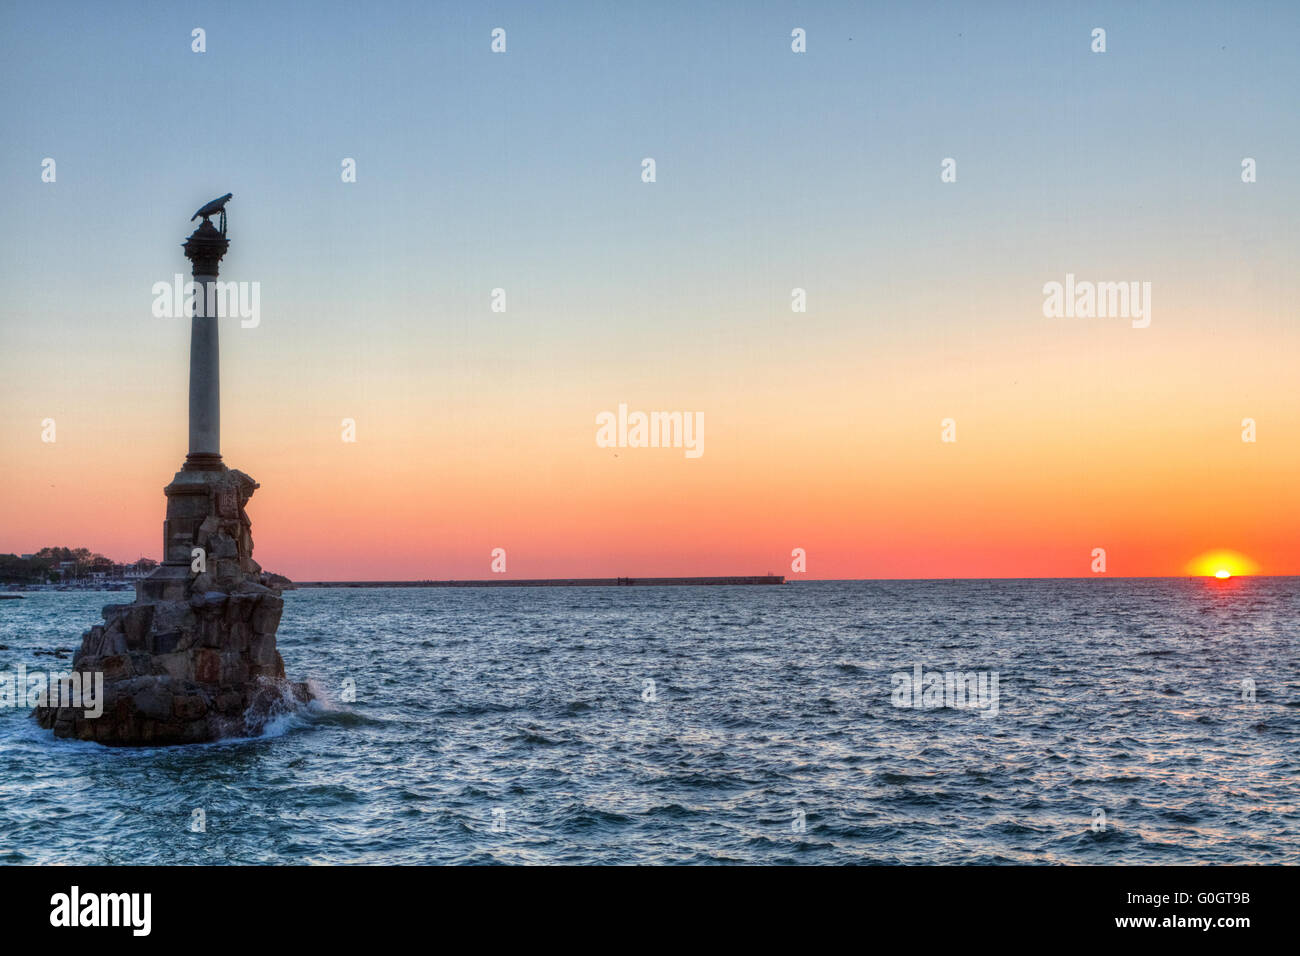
[[3, 579, 1297, 864]]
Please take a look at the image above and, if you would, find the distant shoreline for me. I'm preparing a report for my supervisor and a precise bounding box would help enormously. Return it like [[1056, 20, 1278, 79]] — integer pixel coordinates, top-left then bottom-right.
[[293, 575, 786, 589], [283, 574, 1297, 589]]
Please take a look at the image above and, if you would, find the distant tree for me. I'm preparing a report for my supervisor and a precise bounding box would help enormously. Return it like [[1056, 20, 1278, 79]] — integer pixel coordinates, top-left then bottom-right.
[[0, 552, 54, 584], [1, 547, 143, 584]]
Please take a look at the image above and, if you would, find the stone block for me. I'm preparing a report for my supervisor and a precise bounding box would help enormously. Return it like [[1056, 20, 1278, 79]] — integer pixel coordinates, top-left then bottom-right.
[[200, 617, 225, 648], [120, 604, 155, 650], [210, 532, 238, 559], [251, 596, 284, 634], [151, 631, 182, 655], [226, 622, 250, 653], [195, 649, 221, 684], [103, 630, 129, 657], [250, 633, 277, 668], [173, 694, 207, 721], [152, 601, 195, 634], [155, 652, 191, 681], [131, 684, 173, 720], [191, 591, 227, 612], [220, 652, 249, 685], [215, 558, 242, 587], [101, 603, 132, 625], [100, 654, 131, 681], [224, 592, 258, 624]]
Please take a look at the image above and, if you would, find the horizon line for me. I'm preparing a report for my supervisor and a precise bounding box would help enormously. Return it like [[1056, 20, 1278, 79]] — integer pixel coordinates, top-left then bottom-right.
[[285, 573, 1294, 586]]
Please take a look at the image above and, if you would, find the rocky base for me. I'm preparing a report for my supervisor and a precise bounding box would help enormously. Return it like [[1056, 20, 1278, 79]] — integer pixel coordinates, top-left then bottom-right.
[[33, 462, 311, 746]]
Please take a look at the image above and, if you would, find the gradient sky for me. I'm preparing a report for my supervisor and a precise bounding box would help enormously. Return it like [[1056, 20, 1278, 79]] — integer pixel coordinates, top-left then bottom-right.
[[1, 0, 1297, 580]]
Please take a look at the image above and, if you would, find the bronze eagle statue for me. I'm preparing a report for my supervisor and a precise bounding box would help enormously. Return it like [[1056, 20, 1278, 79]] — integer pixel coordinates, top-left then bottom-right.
[[191, 193, 233, 236]]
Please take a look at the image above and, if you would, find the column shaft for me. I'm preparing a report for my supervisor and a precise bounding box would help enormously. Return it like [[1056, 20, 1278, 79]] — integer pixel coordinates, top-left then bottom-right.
[[188, 274, 221, 457]]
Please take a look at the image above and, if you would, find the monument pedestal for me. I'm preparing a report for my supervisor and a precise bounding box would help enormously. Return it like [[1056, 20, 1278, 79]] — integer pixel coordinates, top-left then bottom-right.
[[34, 462, 309, 745]]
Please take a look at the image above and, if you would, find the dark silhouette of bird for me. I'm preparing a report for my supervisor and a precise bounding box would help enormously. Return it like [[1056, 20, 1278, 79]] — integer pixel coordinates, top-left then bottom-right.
[[191, 193, 233, 222]]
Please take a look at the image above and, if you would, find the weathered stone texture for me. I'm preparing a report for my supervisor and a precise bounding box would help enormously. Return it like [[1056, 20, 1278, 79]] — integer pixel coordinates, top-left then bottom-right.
[[34, 464, 309, 745]]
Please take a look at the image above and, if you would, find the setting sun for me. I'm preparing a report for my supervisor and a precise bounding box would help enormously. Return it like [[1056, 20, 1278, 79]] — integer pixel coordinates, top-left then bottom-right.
[[1188, 550, 1259, 578]]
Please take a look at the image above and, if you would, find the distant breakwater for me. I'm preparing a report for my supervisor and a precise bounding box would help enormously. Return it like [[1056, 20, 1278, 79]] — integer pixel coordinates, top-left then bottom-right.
[[294, 575, 785, 589]]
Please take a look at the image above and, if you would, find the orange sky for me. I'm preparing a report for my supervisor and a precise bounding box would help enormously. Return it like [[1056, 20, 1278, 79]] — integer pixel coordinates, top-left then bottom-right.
[[3, 290, 1296, 580]]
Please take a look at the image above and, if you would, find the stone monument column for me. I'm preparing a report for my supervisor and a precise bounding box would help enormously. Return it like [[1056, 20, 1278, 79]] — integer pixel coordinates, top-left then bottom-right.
[[182, 218, 228, 468], [35, 194, 311, 745], [150, 206, 234, 590]]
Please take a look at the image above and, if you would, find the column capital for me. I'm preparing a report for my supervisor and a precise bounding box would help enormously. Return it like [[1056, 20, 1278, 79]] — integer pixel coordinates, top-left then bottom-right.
[[183, 219, 230, 277]]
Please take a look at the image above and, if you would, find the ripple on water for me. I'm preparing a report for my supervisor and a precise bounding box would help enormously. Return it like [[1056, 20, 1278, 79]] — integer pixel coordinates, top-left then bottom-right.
[[0, 579, 1296, 864]]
